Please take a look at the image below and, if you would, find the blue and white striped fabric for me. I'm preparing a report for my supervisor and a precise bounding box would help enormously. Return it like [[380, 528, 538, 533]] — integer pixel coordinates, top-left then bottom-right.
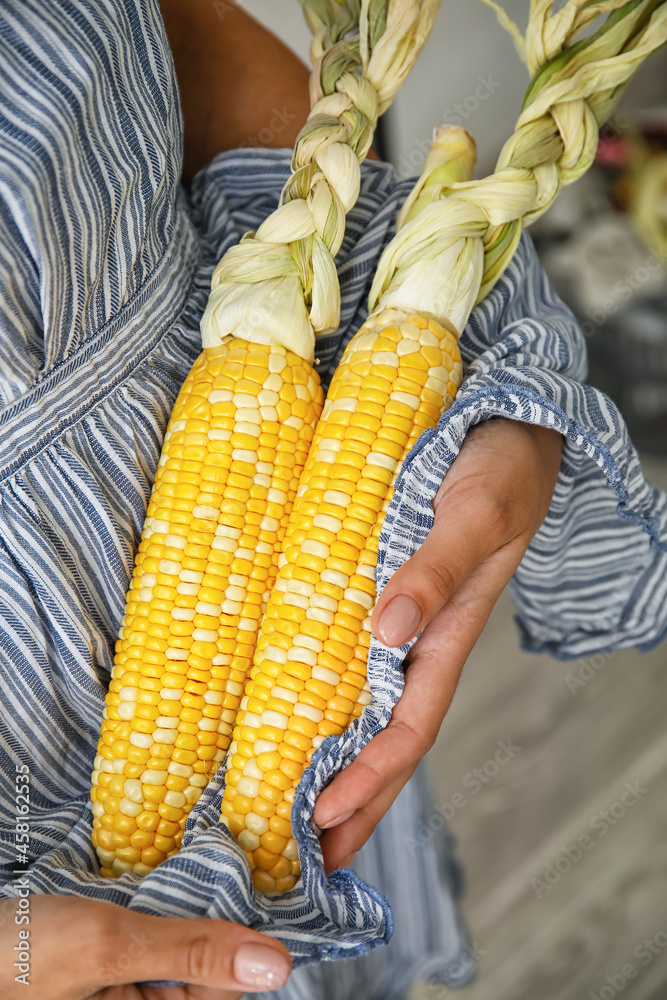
[[1, 0, 666, 996]]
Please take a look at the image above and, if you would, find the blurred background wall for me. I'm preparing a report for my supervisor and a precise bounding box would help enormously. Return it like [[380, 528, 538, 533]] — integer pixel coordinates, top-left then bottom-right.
[[245, 0, 667, 171]]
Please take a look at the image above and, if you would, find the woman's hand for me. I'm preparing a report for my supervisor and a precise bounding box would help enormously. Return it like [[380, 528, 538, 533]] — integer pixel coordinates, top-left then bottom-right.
[[0, 894, 290, 1000], [313, 418, 562, 872]]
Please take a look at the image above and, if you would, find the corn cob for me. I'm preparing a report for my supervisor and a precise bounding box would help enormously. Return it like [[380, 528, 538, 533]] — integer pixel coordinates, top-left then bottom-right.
[[90, 0, 440, 878], [221, 310, 462, 893]]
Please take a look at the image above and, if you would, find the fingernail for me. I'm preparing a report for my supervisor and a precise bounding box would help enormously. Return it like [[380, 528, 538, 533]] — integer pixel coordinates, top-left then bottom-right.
[[234, 943, 290, 989], [376, 595, 422, 647], [319, 808, 355, 830]]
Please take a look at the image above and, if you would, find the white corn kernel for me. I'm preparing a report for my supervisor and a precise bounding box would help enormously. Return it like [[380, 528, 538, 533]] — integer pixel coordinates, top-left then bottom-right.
[[232, 393, 258, 408], [153, 728, 177, 745], [258, 388, 280, 404], [156, 716, 179, 729], [243, 759, 264, 780], [286, 646, 316, 666], [294, 634, 323, 653], [321, 569, 348, 589], [261, 710, 288, 729], [193, 504, 219, 520], [192, 626, 218, 641], [262, 369, 284, 392], [294, 703, 323, 723], [165, 647, 189, 660], [159, 560, 181, 576], [129, 732, 153, 749], [164, 790, 186, 808], [237, 777, 260, 798], [371, 351, 398, 366], [345, 588, 374, 609], [171, 606, 196, 621], [283, 837, 298, 860], [198, 718, 218, 732], [283, 593, 309, 610], [238, 829, 260, 851], [167, 761, 193, 778], [189, 773, 209, 787], [245, 813, 269, 836], [312, 666, 340, 685], [265, 645, 287, 663], [313, 514, 342, 532], [310, 594, 337, 612], [323, 490, 350, 507], [160, 687, 184, 701], [208, 427, 231, 441], [271, 686, 298, 704], [140, 770, 166, 786], [215, 524, 242, 539], [307, 607, 334, 625], [165, 533, 186, 549], [123, 779, 143, 802], [221, 600, 242, 615], [119, 798, 143, 817]]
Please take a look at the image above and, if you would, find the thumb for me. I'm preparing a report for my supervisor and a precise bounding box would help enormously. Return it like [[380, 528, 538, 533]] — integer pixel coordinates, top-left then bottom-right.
[[98, 903, 292, 994], [101, 910, 291, 992], [12, 895, 290, 998]]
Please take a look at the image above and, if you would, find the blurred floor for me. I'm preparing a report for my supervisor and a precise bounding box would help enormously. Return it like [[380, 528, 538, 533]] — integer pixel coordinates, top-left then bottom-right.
[[410, 457, 667, 1000]]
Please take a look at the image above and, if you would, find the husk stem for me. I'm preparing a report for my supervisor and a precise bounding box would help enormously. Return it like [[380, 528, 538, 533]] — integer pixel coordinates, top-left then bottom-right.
[[369, 0, 667, 335], [200, 0, 440, 363]]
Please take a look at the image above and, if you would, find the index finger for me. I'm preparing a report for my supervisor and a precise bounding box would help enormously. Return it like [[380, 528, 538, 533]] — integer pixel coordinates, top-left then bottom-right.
[[314, 545, 519, 830]]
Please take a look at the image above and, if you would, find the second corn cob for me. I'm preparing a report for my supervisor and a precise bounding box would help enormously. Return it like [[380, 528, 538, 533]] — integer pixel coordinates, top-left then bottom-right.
[[221, 308, 462, 892]]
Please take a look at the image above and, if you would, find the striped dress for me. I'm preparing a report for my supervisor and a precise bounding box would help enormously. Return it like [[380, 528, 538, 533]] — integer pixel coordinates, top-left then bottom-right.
[[0, 2, 666, 997]]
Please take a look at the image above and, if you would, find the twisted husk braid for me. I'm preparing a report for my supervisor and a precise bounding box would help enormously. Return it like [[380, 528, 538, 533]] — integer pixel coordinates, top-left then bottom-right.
[[370, 0, 667, 323], [201, 0, 440, 363]]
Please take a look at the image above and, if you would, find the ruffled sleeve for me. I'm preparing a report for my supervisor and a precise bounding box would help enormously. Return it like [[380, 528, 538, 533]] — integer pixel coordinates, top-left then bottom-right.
[[374, 230, 667, 661]]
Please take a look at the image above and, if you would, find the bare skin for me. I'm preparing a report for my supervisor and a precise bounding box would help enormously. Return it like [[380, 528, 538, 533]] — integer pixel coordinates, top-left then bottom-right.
[[0, 895, 290, 1000]]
